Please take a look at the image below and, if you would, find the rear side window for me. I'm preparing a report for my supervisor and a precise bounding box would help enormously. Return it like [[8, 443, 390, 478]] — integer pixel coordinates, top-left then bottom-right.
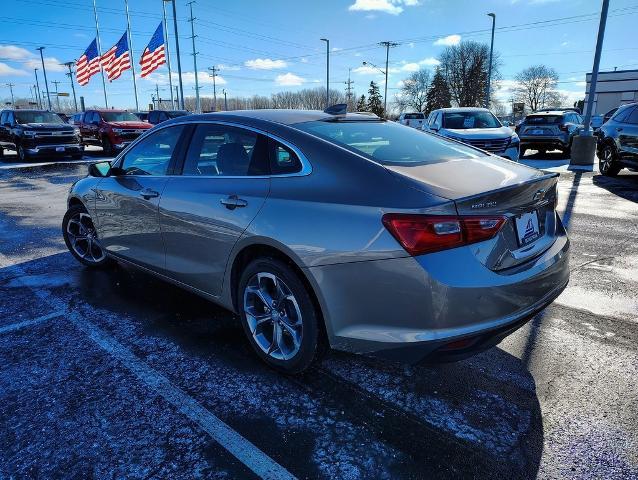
[[625, 107, 638, 125], [295, 120, 487, 167], [269, 138, 302, 175], [526, 115, 561, 124]]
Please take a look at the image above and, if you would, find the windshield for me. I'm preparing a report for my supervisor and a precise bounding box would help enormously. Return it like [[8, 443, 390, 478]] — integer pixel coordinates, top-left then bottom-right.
[[167, 111, 188, 118], [525, 115, 562, 125], [15, 111, 65, 124], [101, 111, 140, 122], [295, 120, 487, 166], [443, 111, 501, 129]]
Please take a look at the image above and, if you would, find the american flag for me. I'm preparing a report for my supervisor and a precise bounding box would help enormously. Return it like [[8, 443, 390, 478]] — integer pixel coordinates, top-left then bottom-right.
[[76, 39, 101, 86], [140, 22, 166, 78], [101, 32, 131, 82]]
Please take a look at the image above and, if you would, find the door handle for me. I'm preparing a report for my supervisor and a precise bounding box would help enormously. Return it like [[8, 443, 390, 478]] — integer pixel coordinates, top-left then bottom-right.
[[139, 189, 160, 200], [220, 195, 248, 210]]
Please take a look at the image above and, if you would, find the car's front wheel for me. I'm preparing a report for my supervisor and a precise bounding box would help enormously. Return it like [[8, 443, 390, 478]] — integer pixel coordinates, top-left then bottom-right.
[[238, 257, 325, 373], [102, 136, 114, 156], [599, 144, 621, 177], [17, 143, 29, 162], [62, 204, 112, 268]]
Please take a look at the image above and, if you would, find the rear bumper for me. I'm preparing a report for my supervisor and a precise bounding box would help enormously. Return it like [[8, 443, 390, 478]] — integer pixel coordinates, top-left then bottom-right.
[[520, 136, 570, 150], [307, 220, 569, 364]]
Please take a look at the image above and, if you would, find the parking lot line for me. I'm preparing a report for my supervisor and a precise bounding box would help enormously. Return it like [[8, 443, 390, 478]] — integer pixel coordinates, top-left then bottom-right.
[[0, 310, 64, 335], [0, 256, 297, 480]]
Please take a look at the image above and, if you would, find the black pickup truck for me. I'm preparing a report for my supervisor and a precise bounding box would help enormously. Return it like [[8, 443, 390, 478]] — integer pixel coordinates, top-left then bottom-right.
[[0, 109, 83, 161]]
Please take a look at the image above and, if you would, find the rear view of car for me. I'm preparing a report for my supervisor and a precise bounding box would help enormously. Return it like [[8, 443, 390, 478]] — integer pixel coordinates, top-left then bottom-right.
[[517, 110, 583, 157], [398, 112, 426, 129]]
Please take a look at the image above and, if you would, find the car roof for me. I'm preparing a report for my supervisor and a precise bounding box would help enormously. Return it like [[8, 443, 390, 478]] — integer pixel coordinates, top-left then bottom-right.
[[161, 109, 381, 126]]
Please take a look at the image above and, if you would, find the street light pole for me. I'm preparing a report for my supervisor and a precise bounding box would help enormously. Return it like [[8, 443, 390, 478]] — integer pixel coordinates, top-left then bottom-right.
[[37, 47, 52, 110], [485, 13, 496, 109], [186, 1, 200, 113], [34, 68, 42, 109], [52, 80, 61, 111], [63, 62, 78, 112], [320, 38, 329, 109]]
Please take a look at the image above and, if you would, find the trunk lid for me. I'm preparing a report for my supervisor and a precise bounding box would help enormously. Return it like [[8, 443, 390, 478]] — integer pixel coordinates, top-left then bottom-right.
[[385, 157, 560, 270]]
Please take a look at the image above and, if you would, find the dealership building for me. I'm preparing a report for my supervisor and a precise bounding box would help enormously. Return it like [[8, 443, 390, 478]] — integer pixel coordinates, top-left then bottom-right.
[[585, 69, 638, 115]]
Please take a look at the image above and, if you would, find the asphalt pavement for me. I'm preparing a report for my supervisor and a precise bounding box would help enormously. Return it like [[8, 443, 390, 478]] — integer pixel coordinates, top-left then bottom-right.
[[0, 150, 636, 479]]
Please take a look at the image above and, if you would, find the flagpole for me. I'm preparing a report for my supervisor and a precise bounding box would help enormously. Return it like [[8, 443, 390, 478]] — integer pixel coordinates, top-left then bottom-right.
[[170, 0, 185, 109], [162, 0, 175, 109], [92, 0, 109, 108], [124, 0, 139, 111]]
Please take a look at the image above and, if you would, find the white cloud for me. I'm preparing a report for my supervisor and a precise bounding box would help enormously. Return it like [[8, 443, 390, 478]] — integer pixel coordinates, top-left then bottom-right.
[[24, 56, 66, 73], [217, 64, 240, 71], [0, 62, 28, 77], [141, 71, 226, 86], [398, 57, 440, 72], [348, 0, 420, 16], [244, 58, 287, 70], [352, 65, 385, 76], [419, 57, 440, 66], [331, 47, 342, 52], [300, 57, 309, 63], [0, 45, 32, 60], [433, 34, 461, 47], [275, 72, 305, 86], [407, 42, 415, 48]]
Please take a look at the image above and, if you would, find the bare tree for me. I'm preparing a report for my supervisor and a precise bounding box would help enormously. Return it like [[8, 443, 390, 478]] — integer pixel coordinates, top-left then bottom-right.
[[438, 40, 500, 107], [396, 68, 431, 113], [513, 65, 560, 111]]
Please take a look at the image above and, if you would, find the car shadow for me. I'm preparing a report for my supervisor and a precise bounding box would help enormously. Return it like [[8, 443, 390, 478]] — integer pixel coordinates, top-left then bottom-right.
[[592, 172, 638, 203]]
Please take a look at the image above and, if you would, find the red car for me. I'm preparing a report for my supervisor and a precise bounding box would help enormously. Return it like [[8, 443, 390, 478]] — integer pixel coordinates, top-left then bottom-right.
[[78, 109, 152, 156]]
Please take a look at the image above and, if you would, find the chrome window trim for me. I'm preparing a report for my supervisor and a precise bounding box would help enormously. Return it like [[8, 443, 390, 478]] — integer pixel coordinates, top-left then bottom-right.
[[111, 119, 312, 179]]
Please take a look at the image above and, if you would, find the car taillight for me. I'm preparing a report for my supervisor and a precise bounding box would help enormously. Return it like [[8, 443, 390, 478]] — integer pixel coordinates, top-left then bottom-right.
[[382, 214, 506, 256]]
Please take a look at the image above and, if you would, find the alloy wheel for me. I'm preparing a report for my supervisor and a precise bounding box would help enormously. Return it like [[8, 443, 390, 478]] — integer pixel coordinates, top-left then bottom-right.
[[65, 212, 106, 264], [243, 272, 303, 361], [601, 147, 613, 173]]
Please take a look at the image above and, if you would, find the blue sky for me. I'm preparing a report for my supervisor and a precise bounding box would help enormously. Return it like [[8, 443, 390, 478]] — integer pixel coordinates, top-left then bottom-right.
[[1, 0, 636, 110]]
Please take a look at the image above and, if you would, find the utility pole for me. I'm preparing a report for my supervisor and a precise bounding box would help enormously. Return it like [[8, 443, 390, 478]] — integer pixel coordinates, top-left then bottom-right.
[[583, 0, 609, 134], [37, 47, 52, 110], [380, 41, 398, 117], [345, 67, 354, 108], [34, 68, 42, 109], [92, 0, 108, 107], [6, 83, 14, 106], [320, 38, 329, 108], [155, 84, 160, 109], [52, 80, 61, 111], [170, 0, 185, 109], [485, 13, 496, 108], [162, 0, 175, 109], [223, 88, 227, 111], [208, 66, 218, 111], [187, 1, 200, 113], [63, 62, 78, 112], [124, 0, 139, 111]]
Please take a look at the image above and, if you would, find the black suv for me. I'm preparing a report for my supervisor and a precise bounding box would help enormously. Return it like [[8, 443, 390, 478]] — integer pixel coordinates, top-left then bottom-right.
[[0, 109, 83, 161], [597, 102, 638, 176], [516, 109, 583, 157]]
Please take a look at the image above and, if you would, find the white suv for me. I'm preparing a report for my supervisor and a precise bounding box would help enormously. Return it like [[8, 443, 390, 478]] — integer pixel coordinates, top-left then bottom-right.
[[424, 107, 520, 161]]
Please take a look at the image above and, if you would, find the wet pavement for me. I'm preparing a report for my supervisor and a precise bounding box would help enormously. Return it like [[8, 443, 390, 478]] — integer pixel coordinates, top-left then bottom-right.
[[0, 153, 637, 479]]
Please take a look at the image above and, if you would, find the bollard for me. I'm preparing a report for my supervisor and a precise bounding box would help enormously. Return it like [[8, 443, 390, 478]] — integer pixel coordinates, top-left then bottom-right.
[[570, 134, 597, 166]]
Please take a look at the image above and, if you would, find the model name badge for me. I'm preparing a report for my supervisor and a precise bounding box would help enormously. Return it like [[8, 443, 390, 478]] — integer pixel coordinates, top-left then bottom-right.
[[471, 201, 497, 209]]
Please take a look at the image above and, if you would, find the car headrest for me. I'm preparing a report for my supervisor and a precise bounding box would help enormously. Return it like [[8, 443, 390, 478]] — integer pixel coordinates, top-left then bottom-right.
[[217, 143, 249, 176]]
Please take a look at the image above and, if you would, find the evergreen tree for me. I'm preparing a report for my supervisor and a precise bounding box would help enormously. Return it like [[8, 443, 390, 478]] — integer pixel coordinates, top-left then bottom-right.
[[356, 94, 367, 112], [426, 67, 451, 114], [367, 81, 384, 117]]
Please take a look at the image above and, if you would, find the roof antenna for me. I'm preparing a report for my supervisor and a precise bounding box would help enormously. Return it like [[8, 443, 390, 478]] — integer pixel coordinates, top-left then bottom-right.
[[324, 103, 347, 115]]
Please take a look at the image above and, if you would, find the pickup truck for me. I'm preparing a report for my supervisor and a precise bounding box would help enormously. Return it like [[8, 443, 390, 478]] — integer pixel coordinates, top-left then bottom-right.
[[78, 109, 152, 156]]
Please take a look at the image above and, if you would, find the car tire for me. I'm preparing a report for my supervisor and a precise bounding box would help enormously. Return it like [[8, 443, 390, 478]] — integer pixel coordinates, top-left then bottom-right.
[[238, 257, 326, 374], [599, 144, 621, 177], [62, 204, 113, 268], [102, 136, 114, 156], [17, 143, 29, 162]]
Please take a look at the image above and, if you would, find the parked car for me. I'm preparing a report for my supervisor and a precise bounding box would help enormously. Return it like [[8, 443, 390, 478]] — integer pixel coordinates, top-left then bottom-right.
[[132, 111, 149, 122], [424, 107, 520, 161], [516, 109, 583, 157], [596, 102, 638, 176], [147, 109, 189, 126], [78, 109, 152, 156], [398, 112, 426, 129], [63, 108, 569, 373], [0, 109, 83, 161], [68, 112, 84, 127]]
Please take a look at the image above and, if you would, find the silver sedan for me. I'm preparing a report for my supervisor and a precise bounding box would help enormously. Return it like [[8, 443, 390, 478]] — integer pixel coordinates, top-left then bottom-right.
[[63, 109, 569, 373]]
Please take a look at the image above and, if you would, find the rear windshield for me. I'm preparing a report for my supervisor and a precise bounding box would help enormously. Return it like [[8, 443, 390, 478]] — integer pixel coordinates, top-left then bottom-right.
[[404, 113, 424, 119], [525, 115, 562, 124], [14, 111, 65, 124], [101, 111, 140, 122], [442, 111, 501, 129], [295, 120, 487, 166]]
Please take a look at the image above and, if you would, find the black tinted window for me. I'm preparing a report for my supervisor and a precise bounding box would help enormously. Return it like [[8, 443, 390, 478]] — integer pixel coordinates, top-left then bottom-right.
[[296, 120, 487, 167], [526, 115, 562, 124], [625, 107, 638, 125], [182, 124, 268, 176], [120, 125, 184, 175], [101, 111, 139, 122], [14, 111, 65, 124]]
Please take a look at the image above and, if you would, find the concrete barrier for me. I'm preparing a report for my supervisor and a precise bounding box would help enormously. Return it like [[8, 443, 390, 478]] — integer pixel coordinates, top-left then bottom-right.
[[570, 134, 597, 166]]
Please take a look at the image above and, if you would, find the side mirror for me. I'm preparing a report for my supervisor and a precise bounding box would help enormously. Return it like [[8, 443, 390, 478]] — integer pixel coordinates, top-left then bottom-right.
[[88, 161, 112, 177]]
